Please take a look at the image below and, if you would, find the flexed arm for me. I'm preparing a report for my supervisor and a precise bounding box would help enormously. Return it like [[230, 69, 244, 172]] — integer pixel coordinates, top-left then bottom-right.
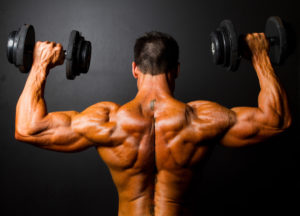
[[220, 33, 292, 147], [14, 41, 116, 152]]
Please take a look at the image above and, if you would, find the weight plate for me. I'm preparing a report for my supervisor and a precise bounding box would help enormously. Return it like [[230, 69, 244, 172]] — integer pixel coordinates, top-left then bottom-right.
[[209, 30, 224, 65], [265, 16, 287, 65], [7, 31, 17, 64], [79, 40, 91, 73], [16, 24, 35, 73], [66, 30, 79, 80], [66, 30, 91, 79], [220, 20, 239, 71], [12, 29, 20, 66], [76, 39, 83, 76], [219, 28, 230, 68]]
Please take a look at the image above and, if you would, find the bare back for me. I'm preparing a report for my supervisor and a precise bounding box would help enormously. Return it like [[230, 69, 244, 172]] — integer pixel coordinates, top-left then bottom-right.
[[89, 97, 233, 216]]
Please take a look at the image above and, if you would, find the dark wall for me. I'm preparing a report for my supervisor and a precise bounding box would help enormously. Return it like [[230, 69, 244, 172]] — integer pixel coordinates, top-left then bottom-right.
[[0, 0, 299, 215]]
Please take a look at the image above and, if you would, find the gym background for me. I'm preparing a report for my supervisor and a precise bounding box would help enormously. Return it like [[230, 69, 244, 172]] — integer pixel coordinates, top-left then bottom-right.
[[0, 0, 299, 215]]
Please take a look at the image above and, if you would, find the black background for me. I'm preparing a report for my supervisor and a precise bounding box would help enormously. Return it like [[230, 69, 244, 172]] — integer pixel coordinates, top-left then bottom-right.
[[0, 0, 299, 215]]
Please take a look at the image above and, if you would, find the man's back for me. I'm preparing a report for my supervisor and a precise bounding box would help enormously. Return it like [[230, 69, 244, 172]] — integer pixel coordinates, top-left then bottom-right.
[[75, 96, 233, 216]]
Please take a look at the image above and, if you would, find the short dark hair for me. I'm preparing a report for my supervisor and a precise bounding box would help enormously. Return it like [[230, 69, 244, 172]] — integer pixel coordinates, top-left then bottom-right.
[[134, 31, 179, 75]]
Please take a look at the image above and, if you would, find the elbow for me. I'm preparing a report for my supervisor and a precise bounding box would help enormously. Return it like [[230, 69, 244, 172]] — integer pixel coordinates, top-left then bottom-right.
[[278, 108, 292, 131], [15, 119, 48, 142], [14, 126, 34, 141], [15, 129, 25, 141], [281, 115, 292, 131], [15, 123, 22, 141], [14, 127, 29, 141], [265, 111, 292, 132], [272, 114, 292, 132]]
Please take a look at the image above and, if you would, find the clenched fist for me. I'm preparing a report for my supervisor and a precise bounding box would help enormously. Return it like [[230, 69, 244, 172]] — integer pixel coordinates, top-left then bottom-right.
[[245, 33, 269, 56], [32, 41, 65, 69]]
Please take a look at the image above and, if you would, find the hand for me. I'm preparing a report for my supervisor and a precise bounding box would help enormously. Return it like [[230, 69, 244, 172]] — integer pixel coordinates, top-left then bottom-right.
[[32, 41, 64, 69], [245, 33, 269, 57]]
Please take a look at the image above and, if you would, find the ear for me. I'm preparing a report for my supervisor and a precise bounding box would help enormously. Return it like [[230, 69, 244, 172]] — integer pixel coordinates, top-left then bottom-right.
[[132, 62, 139, 79]]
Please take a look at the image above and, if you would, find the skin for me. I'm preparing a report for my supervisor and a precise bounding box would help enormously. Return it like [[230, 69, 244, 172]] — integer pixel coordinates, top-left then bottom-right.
[[15, 33, 291, 216]]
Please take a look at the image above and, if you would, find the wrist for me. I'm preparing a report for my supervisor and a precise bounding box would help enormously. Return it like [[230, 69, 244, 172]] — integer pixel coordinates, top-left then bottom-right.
[[252, 50, 272, 68], [252, 50, 269, 62], [252, 50, 275, 75], [30, 62, 49, 76]]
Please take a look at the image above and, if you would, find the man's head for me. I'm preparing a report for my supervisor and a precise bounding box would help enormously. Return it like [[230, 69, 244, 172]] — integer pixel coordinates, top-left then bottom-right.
[[132, 31, 180, 93], [133, 31, 179, 76]]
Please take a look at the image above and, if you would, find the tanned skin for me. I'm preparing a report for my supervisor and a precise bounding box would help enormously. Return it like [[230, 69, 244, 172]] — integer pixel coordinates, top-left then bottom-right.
[[15, 33, 291, 216]]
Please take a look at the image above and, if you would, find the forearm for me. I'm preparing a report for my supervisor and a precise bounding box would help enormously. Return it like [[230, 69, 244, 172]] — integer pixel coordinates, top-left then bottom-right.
[[253, 51, 291, 128], [15, 63, 49, 135]]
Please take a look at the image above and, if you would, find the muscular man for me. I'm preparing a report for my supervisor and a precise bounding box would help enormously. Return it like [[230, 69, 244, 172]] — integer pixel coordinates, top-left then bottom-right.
[[15, 31, 291, 216]]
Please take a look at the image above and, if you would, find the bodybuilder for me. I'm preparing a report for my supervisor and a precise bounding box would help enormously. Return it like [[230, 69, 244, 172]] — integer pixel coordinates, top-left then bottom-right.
[[15, 31, 291, 216]]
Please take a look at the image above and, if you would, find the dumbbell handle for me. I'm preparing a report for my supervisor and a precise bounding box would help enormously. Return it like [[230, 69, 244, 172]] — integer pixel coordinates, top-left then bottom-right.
[[63, 50, 68, 57]]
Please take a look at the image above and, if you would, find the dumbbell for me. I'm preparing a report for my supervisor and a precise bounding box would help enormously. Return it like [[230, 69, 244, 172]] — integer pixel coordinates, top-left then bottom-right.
[[209, 16, 288, 71], [7, 24, 92, 80]]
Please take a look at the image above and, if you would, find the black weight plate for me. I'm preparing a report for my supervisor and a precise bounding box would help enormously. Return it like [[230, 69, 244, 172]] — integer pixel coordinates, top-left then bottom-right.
[[220, 20, 239, 71], [265, 16, 287, 65], [12, 29, 21, 66], [7, 30, 17, 64], [210, 30, 224, 65], [79, 41, 91, 73], [219, 28, 230, 68], [16, 24, 35, 73], [76, 39, 84, 76], [66, 30, 79, 80]]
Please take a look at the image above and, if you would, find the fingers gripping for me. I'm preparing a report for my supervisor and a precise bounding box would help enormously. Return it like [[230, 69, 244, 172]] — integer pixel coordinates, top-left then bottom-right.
[[53, 43, 65, 66], [245, 33, 269, 55], [34, 41, 64, 68]]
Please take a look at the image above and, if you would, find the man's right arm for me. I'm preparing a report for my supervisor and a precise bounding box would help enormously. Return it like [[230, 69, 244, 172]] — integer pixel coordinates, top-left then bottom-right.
[[220, 33, 291, 147], [14, 41, 119, 151]]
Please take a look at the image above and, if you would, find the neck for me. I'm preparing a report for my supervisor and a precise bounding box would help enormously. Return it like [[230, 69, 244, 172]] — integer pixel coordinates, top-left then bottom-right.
[[135, 73, 174, 101]]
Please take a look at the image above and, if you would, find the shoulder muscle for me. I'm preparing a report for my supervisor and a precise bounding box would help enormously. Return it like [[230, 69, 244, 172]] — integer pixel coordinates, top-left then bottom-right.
[[72, 101, 120, 145], [187, 100, 236, 138]]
